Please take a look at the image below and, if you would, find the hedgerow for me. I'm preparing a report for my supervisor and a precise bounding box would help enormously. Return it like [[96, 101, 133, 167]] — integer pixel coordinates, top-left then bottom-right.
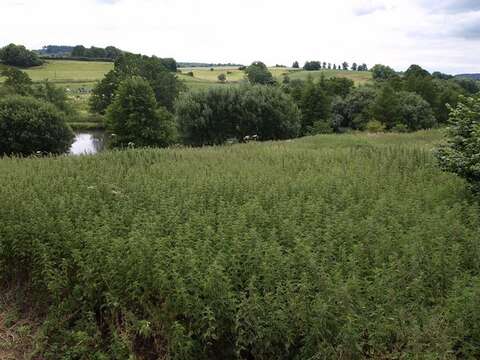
[[0, 131, 479, 359]]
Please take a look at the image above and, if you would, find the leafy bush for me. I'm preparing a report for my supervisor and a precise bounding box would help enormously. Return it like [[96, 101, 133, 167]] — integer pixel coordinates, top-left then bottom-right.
[[0, 96, 74, 155], [436, 95, 480, 191], [106, 77, 176, 148], [366, 120, 386, 133], [176, 85, 300, 146]]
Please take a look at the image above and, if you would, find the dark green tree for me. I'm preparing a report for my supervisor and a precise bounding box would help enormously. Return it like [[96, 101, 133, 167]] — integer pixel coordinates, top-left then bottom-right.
[[245, 61, 275, 85], [292, 61, 299, 69], [1, 67, 33, 95], [342, 62, 349, 71], [90, 53, 183, 114], [106, 77, 176, 148], [371, 64, 398, 81], [372, 84, 400, 128], [0, 44, 43, 67]]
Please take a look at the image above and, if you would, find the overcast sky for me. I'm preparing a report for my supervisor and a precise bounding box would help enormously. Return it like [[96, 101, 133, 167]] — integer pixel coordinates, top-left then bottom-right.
[[1, 0, 479, 74]]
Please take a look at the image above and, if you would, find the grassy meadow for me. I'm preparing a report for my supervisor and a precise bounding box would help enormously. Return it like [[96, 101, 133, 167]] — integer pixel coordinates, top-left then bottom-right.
[[1, 130, 480, 358], [0, 60, 372, 90]]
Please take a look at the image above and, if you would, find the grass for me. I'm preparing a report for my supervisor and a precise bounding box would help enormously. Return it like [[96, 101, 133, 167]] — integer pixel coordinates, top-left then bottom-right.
[[1, 130, 480, 359], [1, 61, 372, 93], [22, 60, 113, 87]]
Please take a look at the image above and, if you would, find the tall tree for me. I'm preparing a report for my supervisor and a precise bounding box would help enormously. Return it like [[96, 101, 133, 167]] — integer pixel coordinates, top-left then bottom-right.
[[292, 61, 299, 69], [90, 53, 183, 114], [106, 77, 176, 148], [342, 62, 349, 71]]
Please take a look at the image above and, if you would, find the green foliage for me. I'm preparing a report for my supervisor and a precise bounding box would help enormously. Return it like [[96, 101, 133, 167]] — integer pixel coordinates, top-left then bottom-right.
[[303, 61, 322, 71], [292, 61, 299, 69], [0, 95, 74, 155], [90, 53, 182, 114], [366, 119, 386, 132], [0, 43, 43, 67], [298, 77, 332, 134], [332, 86, 377, 130], [395, 91, 437, 131], [436, 96, 480, 191], [1, 68, 75, 116], [175, 85, 300, 145], [1, 131, 479, 359], [371, 64, 398, 81], [33, 81, 75, 115], [217, 73, 226, 83], [1, 67, 33, 95], [245, 61, 275, 85], [106, 77, 176, 148]]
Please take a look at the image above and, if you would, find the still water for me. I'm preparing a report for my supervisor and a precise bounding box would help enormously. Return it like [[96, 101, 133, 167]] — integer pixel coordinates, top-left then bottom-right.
[[69, 131, 106, 155]]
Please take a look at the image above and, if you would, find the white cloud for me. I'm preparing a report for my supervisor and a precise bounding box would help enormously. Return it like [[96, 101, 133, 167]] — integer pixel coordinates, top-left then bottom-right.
[[0, 0, 479, 74]]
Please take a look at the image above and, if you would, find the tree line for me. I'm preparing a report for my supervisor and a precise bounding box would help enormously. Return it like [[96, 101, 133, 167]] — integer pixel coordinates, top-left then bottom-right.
[[298, 61, 368, 71]]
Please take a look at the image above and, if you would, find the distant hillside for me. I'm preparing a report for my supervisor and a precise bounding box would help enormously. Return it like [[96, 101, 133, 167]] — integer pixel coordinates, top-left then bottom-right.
[[455, 73, 480, 80]]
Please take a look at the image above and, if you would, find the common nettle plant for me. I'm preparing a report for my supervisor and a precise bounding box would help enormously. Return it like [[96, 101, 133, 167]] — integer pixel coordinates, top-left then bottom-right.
[[0, 132, 479, 359]]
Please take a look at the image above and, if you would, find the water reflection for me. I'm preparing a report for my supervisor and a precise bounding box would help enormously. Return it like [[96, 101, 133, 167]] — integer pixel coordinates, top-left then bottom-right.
[[69, 131, 106, 155]]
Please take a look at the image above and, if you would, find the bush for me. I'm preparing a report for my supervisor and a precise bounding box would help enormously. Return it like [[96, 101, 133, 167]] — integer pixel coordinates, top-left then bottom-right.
[[0, 96, 74, 155], [175, 85, 300, 146], [436, 96, 480, 191], [217, 73, 227, 83], [106, 77, 176, 148], [366, 120, 386, 133]]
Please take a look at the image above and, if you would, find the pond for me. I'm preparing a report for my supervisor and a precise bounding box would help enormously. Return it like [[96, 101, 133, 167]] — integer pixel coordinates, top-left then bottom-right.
[[69, 131, 106, 155]]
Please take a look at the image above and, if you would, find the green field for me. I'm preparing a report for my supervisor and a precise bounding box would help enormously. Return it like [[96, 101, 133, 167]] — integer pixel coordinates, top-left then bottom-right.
[[22, 60, 113, 87], [1, 130, 480, 358], [1, 60, 372, 90]]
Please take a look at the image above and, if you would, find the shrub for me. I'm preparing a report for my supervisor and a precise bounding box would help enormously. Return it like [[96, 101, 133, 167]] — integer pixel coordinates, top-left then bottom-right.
[[217, 73, 227, 83], [436, 95, 480, 191], [366, 120, 386, 133], [0, 96, 74, 155], [175, 85, 300, 146], [106, 77, 176, 148]]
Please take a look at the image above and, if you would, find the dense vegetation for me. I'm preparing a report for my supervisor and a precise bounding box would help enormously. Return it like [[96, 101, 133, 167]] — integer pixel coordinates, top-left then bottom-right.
[[436, 95, 480, 192], [175, 85, 301, 145], [1, 131, 480, 359], [106, 77, 176, 148], [0, 96, 73, 155], [282, 64, 480, 136], [90, 53, 182, 114], [0, 43, 44, 68]]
